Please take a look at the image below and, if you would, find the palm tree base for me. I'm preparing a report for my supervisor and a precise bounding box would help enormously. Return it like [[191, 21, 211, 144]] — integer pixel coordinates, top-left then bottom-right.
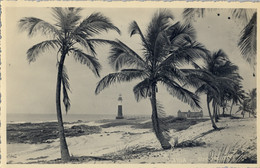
[[213, 125, 219, 130], [162, 144, 172, 150]]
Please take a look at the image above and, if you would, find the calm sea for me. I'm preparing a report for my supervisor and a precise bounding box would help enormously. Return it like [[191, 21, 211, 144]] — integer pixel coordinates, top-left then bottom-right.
[[7, 113, 150, 123], [7, 113, 115, 123]]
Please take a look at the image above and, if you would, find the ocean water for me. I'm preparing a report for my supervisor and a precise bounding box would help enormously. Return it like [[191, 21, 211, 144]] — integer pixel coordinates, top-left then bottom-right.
[[7, 113, 116, 123], [7, 113, 150, 123]]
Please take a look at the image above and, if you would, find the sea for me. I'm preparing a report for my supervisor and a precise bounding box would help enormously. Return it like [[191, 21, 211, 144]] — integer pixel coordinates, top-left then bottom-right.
[[7, 113, 150, 123]]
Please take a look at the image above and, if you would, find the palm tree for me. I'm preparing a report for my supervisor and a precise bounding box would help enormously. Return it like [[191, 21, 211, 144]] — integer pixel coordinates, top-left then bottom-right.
[[194, 70, 220, 129], [228, 84, 245, 116], [95, 10, 208, 149], [19, 7, 120, 162], [236, 99, 251, 118], [246, 88, 257, 117], [193, 50, 241, 129], [183, 8, 256, 70]]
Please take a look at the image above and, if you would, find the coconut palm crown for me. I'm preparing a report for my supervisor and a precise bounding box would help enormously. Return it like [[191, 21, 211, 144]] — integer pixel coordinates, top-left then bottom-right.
[[95, 10, 209, 149], [19, 7, 120, 162]]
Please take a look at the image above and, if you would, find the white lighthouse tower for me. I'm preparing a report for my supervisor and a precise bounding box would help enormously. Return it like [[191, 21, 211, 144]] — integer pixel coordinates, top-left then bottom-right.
[[116, 94, 124, 119]]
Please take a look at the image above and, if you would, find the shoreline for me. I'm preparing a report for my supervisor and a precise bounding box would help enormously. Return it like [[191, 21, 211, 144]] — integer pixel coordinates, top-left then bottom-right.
[[7, 117, 256, 164], [7, 113, 151, 124], [7, 117, 208, 144]]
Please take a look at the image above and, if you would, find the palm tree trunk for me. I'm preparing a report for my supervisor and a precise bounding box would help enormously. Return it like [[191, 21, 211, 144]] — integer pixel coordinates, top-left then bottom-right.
[[56, 52, 70, 162], [212, 101, 218, 122], [150, 83, 171, 149], [207, 96, 218, 129], [229, 100, 234, 116], [214, 104, 218, 122]]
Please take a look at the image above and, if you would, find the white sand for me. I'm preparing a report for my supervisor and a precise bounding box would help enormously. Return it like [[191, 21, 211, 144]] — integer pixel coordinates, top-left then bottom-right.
[[7, 117, 256, 164]]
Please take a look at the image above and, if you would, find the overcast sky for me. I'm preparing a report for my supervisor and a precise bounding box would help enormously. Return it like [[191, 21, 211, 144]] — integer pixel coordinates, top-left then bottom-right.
[[5, 7, 256, 117]]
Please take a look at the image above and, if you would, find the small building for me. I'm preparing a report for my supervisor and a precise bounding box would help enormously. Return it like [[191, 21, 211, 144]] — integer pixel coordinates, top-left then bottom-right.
[[177, 110, 203, 118]]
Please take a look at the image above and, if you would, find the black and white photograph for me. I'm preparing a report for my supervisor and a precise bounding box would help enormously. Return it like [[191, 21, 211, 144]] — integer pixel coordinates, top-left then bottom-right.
[[1, 2, 258, 166]]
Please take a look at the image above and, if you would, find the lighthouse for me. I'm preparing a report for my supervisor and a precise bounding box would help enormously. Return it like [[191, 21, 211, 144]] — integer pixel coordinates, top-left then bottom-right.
[[116, 94, 124, 119]]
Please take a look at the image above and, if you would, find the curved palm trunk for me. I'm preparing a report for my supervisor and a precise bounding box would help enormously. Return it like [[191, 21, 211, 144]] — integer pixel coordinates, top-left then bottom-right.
[[214, 104, 218, 122], [207, 96, 218, 129], [150, 84, 171, 149], [229, 100, 234, 116], [212, 101, 218, 123], [56, 52, 70, 162]]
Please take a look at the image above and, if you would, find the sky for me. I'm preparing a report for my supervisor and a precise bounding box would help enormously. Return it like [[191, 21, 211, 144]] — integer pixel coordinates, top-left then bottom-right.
[[4, 7, 256, 118]]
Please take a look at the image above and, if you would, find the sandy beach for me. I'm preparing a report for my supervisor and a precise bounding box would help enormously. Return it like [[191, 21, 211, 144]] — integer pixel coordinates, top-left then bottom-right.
[[7, 116, 256, 164]]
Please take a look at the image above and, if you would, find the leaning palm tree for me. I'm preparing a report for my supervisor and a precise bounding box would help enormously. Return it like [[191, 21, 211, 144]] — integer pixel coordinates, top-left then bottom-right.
[[228, 84, 245, 116], [183, 8, 256, 69], [95, 10, 208, 149], [191, 50, 241, 129], [19, 7, 120, 162]]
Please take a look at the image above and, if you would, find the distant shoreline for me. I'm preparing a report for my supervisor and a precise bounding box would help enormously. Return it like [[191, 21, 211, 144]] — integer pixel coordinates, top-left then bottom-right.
[[7, 113, 151, 124]]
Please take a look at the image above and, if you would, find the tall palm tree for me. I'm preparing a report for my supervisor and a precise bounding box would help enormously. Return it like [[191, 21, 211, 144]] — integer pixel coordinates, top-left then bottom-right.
[[192, 50, 241, 129], [19, 7, 120, 162], [183, 8, 256, 70], [95, 10, 208, 149]]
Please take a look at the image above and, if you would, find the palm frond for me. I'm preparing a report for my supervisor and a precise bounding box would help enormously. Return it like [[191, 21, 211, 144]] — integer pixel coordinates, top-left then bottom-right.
[[183, 69, 221, 94], [231, 9, 255, 25], [26, 40, 60, 63], [167, 22, 196, 42], [69, 48, 101, 77], [145, 9, 174, 56], [75, 12, 120, 37], [238, 12, 256, 66], [52, 7, 82, 31], [183, 8, 206, 23], [19, 17, 60, 37], [73, 35, 97, 56], [195, 84, 209, 95], [159, 75, 201, 109], [212, 49, 228, 62], [160, 42, 209, 68], [157, 66, 188, 85], [61, 65, 71, 113], [156, 101, 170, 139], [152, 31, 170, 62], [129, 21, 149, 50], [108, 40, 147, 70], [95, 69, 146, 94], [133, 78, 151, 101], [214, 61, 239, 77]]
